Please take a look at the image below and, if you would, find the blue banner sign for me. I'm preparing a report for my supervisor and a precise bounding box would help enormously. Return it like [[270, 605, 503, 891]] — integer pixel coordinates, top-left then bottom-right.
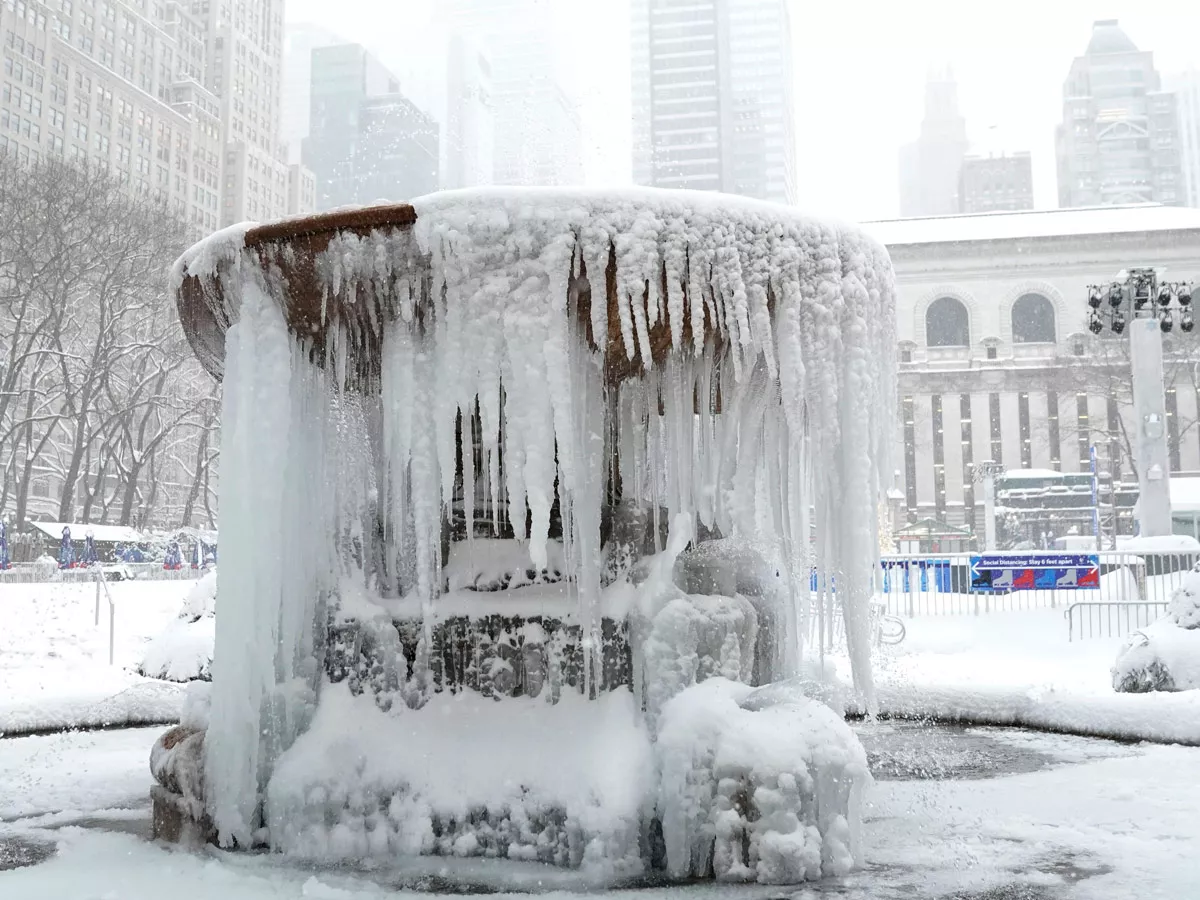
[[970, 553, 1099, 593]]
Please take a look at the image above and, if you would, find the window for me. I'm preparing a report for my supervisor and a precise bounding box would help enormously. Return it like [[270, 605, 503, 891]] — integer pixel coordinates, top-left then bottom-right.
[[1011, 293, 1057, 343], [925, 296, 970, 347]]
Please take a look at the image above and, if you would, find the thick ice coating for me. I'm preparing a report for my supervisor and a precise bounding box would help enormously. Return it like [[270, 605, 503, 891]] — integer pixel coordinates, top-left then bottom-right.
[[180, 187, 897, 876]]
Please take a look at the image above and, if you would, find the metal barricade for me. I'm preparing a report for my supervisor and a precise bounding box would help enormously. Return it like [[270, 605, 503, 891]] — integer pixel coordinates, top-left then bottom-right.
[[1065, 601, 1170, 641], [871, 549, 1196, 619]]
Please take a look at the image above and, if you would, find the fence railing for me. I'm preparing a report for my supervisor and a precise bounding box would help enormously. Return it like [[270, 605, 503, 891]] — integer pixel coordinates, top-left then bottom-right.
[[874, 550, 1195, 620], [0, 561, 201, 585], [1065, 601, 1170, 642]]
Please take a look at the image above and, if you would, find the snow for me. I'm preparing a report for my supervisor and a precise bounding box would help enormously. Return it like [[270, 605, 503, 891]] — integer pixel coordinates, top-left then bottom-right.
[[265, 686, 652, 878], [0, 726, 162, 821], [1116, 533, 1200, 553], [0, 579, 194, 736], [181, 187, 897, 870], [863, 201, 1200, 247], [851, 608, 1200, 744], [136, 571, 219, 683], [27, 521, 144, 543], [137, 617, 215, 683], [444, 539, 566, 591], [6, 727, 1200, 897]]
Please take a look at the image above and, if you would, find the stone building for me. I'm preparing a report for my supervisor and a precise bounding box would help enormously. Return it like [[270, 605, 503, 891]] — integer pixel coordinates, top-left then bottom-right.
[[864, 204, 1200, 538]]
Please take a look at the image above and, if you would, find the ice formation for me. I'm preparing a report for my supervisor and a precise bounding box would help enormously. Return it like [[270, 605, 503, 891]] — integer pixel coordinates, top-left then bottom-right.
[[176, 187, 896, 881]]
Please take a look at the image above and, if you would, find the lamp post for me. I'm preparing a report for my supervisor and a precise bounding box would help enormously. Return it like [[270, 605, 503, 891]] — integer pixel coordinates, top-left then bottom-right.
[[973, 460, 1006, 551], [1085, 268, 1193, 538]]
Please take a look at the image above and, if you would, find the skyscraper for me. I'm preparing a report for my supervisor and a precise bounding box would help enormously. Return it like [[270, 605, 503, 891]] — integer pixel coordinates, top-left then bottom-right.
[[898, 72, 968, 217], [630, 0, 796, 205], [958, 152, 1034, 214], [1169, 70, 1200, 208], [437, 0, 582, 187], [304, 44, 439, 210], [282, 23, 343, 164], [1056, 20, 1183, 208]]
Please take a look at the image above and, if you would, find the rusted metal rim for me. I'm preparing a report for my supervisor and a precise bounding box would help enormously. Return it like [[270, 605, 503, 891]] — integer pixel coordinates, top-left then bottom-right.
[[242, 203, 418, 248], [176, 202, 722, 389]]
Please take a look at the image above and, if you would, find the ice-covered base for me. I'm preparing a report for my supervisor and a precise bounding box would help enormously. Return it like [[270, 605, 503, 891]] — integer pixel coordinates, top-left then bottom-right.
[[261, 674, 867, 885], [265, 686, 652, 879]]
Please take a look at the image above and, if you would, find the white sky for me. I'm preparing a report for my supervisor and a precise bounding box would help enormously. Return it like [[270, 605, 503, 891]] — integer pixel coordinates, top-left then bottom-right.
[[285, 0, 1200, 221]]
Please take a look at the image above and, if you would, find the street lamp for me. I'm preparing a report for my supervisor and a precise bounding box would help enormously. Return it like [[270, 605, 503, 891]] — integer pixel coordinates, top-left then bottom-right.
[[1084, 267, 1196, 538]]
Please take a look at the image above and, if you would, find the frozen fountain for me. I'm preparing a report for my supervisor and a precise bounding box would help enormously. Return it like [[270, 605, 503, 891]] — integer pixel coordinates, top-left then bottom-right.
[[153, 187, 897, 884]]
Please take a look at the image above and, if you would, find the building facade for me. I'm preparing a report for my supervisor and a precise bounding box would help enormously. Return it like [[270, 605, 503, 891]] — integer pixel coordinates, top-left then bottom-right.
[[865, 204, 1200, 542], [1170, 69, 1200, 209], [281, 21, 340, 164], [304, 43, 438, 210], [1056, 20, 1183, 209], [958, 152, 1034, 214], [0, 0, 312, 236], [630, 0, 795, 205], [438, 0, 581, 187], [898, 72, 968, 217]]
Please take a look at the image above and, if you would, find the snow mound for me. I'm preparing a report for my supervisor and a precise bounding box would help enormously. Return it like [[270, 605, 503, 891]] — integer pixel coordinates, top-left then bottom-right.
[[1168, 563, 1200, 630], [181, 570, 218, 621], [655, 678, 869, 884], [136, 572, 217, 683], [1113, 617, 1200, 693], [445, 539, 565, 592], [137, 617, 214, 682], [265, 686, 652, 880]]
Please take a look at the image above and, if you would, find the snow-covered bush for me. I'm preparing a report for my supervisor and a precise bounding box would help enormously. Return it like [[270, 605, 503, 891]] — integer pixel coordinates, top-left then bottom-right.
[[1113, 565, 1200, 692], [1168, 563, 1200, 629], [137, 571, 217, 682], [655, 678, 869, 884]]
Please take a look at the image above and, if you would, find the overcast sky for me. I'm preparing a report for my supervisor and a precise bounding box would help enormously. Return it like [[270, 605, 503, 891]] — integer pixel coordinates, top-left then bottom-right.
[[285, 0, 1200, 221]]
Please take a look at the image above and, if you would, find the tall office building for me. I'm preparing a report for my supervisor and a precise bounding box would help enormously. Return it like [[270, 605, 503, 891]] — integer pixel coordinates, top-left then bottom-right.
[[630, 0, 796, 205], [0, 0, 313, 235], [282, 22, 342, 164], [437, 0, 582, 187], [958, 152, 1034, 214], [1169, 69, 1200, 208], [898, 72, 968, 217], [304, 43, 438, 210], [1056, 20, 1183, 208]]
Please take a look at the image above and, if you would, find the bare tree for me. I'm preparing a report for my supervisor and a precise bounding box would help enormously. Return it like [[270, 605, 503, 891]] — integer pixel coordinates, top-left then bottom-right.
[[0, 154, 216, 529]]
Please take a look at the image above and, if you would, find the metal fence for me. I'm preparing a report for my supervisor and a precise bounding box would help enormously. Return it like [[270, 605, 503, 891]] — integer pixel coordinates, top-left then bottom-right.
[[0, 562, 201, 585], [1065, 601, 1170, 641], [875, 550, 1195, 624]]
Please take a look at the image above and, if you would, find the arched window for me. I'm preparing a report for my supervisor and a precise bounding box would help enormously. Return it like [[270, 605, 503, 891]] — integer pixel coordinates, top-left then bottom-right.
[[925, 297, 970, 347], [1011, 293, 1057, 344]]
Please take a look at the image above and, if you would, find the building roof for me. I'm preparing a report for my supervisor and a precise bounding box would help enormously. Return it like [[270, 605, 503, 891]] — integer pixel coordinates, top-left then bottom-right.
[[1170, 476, 1200, 513], [862, 204, 1200, 248], [894, 517, 973, 538], [1086, 20, 1138, 56], [29, 521, 144, 543]]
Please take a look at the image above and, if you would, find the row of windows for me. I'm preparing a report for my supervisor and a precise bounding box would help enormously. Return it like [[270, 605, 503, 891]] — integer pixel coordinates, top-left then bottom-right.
[[925, 294, 1057, 348]]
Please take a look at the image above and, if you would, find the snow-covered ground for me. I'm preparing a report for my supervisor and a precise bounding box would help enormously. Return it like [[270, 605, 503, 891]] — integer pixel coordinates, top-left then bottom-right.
[[2, 724, 1199, 898], [0, 580, 194, 735], [851, 607, 1200, 744]]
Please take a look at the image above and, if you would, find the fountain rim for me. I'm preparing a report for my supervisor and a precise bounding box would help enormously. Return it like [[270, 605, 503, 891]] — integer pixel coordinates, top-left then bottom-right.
[[174, 200, 725, 388]]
